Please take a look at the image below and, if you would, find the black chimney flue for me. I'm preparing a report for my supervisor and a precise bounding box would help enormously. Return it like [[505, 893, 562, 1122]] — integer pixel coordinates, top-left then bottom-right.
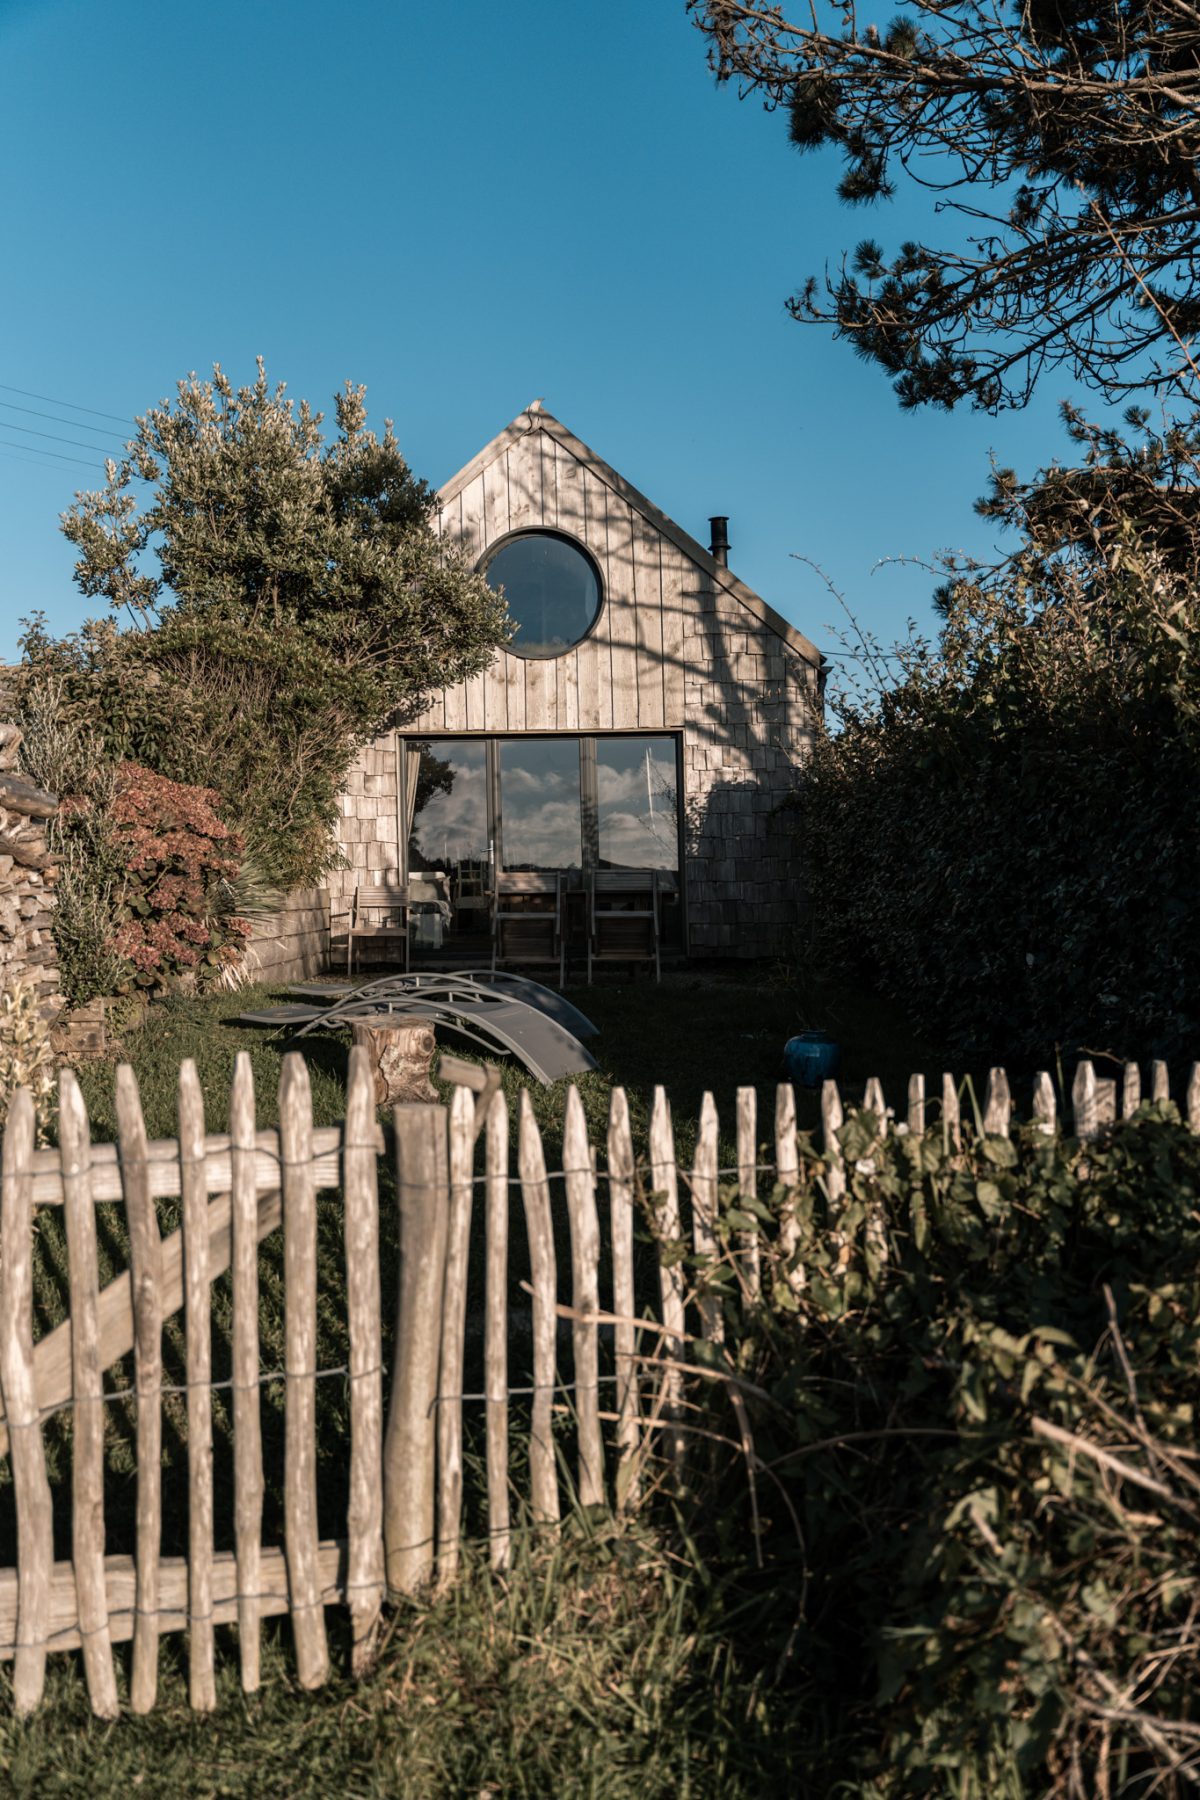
[[708, 515, 730, 567]]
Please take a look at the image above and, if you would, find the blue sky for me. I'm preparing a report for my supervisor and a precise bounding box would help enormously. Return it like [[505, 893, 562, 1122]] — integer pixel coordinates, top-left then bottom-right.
[[1, 0, 1082, 669]]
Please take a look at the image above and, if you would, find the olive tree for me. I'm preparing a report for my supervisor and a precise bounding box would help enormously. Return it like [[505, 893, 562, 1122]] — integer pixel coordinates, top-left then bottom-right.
[[46, 361, 509, 887]]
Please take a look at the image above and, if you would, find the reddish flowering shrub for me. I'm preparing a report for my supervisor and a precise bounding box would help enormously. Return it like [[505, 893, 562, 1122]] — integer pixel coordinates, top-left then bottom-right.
[[110, 763, 250, 988]]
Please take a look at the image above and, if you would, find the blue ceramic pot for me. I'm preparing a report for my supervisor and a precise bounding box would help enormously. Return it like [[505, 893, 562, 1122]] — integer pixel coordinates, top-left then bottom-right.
[[782, 1030, 841, 1089]]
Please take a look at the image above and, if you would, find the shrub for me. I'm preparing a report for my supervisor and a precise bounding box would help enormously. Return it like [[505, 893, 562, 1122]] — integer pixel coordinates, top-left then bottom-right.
[[16, 672, 126, 1008], [35, 363, 509, 893], [799, 409, 1200, 1064], [679, 1097, 1200, 1797], [17, 654, 258, 1003], [108, 763, 250, 990], [50, 834, 127, 1008]]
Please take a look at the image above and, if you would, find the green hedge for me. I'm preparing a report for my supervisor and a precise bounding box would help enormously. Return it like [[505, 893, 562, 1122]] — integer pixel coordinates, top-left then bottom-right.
[[799, 535, 1200, 1065]]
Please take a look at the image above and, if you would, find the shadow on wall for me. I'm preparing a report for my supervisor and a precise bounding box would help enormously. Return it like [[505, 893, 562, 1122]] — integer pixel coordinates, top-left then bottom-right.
[[684, 778, 802, 958]]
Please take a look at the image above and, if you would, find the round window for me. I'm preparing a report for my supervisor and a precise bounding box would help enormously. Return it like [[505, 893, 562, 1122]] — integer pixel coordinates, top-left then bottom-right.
[[483, 531, 602, 659]]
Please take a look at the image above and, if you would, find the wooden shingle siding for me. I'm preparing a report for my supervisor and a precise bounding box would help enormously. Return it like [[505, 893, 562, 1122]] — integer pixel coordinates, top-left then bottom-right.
[[581, 466, 615, 731], [415, 416, 811, 744], [605, 490, 640, 731], [631, 512, 664, 728], [340, 407, 824, 956], [661, 541, 688, 726]]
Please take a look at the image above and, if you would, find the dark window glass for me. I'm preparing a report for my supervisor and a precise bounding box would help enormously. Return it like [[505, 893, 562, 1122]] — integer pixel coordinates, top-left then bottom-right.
[[484, 532, 601, 659], [596, 736, 679, 871], [407, 739, 488, 873], [499, 738, 582, 872]]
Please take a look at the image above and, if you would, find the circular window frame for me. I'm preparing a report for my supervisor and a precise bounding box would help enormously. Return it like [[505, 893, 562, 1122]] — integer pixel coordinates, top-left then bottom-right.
[[479, 527, 606, 661]]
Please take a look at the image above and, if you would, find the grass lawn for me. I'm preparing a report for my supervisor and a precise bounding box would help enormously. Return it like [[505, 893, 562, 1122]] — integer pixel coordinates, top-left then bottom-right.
[[1, 1526, 808, 1799], [70, 962, 938, 1156], [0, 963, 930, 1795]]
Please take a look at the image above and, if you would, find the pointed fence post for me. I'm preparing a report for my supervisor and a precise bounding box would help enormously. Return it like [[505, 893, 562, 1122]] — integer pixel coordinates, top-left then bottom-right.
[[906, 1073, 925, 1136], [775, 1083, 804, 1294], [735, 1086, 760, 1297], [437, 1085, 475, 1586], [116, 1062, 163, 1715], [179, 1060, 216, 1713], [517, 1091, 560, 1527], [1152, 1060, 1170, 1104], [343, 1044, 385, 1672], [564, 1086, 604, 1508], [384, 1099, 450, 1594], [941, 1075, 962, 1155], [280, 1053, 329, 1689], [484, 1090, 511, 1570], [691, 1093, 723, 1344], [1073, 1061, 1099, 1143], [1032, 1073, 1057, 1136], [230, 1052, 264, 1692], [863, 1078, 886, 1128], [1121, 1062, 1141, 1121], [1188, 1064, 1200, 1134], [607, 1087, 640, 1509], [60, 1069, 119, 1720], [0, 1088, 53, 1715], [983, 1068, 1012, 1138], [648, 1087, 686, 1471], [858, 1077, 890, 1265], [820, 1080, 845, 1205]]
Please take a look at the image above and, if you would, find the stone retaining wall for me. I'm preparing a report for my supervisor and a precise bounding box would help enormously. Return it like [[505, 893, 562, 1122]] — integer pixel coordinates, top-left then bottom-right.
[[0, 722, 63, 1021], [242, 888, 330, 985]]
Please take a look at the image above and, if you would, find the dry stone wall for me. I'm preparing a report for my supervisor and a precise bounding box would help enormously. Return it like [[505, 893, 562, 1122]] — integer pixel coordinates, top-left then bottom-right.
[[0, 723, 63, 1019]]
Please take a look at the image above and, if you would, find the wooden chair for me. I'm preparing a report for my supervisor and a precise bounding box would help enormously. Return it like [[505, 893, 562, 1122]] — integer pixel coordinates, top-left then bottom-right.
[[587, 871, 660, 982], [334, 883, 411, 976], [452, 860, 490, 929], [492, 872, 565, 986]]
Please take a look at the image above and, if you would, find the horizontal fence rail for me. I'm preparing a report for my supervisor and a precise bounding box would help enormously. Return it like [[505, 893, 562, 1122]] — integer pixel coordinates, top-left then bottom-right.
[[0, 1051, 1197, 1714]]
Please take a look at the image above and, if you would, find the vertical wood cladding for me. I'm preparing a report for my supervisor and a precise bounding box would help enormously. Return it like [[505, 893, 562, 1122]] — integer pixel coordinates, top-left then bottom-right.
[[334, 415, 822, 957]]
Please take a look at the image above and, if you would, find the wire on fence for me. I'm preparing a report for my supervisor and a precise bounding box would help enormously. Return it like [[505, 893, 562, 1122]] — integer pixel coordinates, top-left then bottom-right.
[[35, 1364, 648, 1425]]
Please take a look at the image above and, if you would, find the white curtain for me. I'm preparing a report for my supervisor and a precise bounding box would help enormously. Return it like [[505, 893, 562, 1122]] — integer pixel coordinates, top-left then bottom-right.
[[395, 734, 422, 884]]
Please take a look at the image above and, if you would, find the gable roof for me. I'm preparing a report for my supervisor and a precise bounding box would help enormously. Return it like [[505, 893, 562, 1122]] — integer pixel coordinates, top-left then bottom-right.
[[437, 402, 823, 669]]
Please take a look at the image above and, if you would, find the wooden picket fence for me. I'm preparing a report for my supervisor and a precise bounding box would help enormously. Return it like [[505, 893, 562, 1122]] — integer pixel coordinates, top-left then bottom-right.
[[0, 1047, 1198, 1718]]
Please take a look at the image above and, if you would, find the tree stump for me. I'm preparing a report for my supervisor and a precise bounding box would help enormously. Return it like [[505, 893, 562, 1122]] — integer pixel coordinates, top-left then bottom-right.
[[351, 1020, 437, 1106]]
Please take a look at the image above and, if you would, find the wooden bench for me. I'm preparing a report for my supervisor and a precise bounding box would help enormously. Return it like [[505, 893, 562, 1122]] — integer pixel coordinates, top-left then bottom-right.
[[492, 872, 565, 986], [587, 870, 660, 982], [334, 883, 411, 976]]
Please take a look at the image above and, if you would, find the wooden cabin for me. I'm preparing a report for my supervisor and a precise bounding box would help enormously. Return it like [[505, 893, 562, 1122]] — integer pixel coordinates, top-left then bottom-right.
[[334, 402, 823, 965]]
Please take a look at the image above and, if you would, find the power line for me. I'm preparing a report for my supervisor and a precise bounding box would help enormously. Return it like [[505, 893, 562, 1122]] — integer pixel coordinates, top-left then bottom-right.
[[0, 381, 130, 425], [0, 445, 94, 474], [0, 435, 102, 470], [0, 419, 118, 457], [0, 398, 128, 444]]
